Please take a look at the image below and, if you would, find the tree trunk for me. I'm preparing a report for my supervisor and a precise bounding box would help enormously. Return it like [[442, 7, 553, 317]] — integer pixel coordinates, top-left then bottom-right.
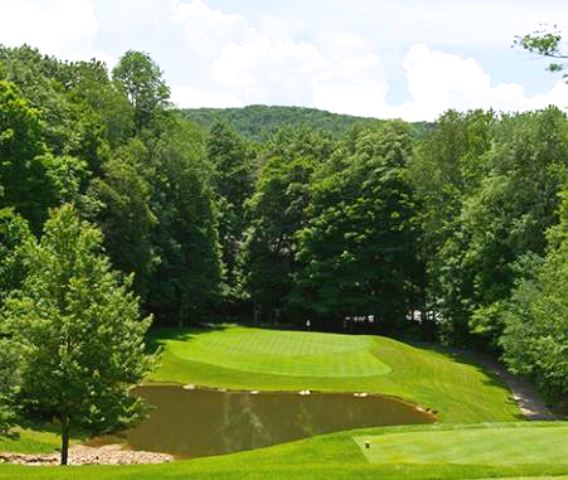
[[177, 300, 184, 329], [60, 415, 70, 466]]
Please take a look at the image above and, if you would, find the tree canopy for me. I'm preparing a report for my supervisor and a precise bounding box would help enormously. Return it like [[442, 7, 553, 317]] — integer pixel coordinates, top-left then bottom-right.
[[0, 41, 567, 422], [1, 204, 154, 464]]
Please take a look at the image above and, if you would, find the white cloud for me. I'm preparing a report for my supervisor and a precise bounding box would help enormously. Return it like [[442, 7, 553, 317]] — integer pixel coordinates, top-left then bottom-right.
[[0, 0, 104, 61], [169, 0, 390, 116], [0, 0, 566, 121], [394, 44, 568, 121]]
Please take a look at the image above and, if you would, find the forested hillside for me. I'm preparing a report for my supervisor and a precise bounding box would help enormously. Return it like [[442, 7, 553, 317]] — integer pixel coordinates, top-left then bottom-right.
[[181, 105, 435, 140], [0, 45, 567, 411]]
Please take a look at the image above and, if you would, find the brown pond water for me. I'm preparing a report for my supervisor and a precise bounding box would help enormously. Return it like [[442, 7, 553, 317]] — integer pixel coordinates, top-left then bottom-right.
[[113, 386, 435, 458]]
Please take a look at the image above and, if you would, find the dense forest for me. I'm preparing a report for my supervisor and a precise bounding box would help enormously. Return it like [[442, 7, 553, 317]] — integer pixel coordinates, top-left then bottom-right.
[[181, 105, 435, 141], [0, 43, 567, 424]]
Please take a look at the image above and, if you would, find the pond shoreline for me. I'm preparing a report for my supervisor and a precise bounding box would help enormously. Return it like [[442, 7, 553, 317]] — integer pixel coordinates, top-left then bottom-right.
[[0, 385, 437, 467], [143, 382, 439, 416]]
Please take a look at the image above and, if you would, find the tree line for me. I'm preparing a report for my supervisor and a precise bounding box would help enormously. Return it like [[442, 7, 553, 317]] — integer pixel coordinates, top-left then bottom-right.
[[0, 42, 567, 460]]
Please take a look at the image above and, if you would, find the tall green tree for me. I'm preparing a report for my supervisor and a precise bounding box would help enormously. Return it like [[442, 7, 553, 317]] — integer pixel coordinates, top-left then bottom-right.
[[147, 119, 223, 325], [0, 208, 32, 305], [112, 51, 170, 134], [500, 188, 568, 398], [293, 123, 417, 331], [0, 80, 59, 230], [409, 110, 495, 341], [1, 204, 154, 465], [206, 120, 253, 300], [88, 139, 156, 298], [452, 108, 567, 347], [242, 126, 333, 323]]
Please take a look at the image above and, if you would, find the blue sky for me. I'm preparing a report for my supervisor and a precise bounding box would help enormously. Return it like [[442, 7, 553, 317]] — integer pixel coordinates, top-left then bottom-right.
[[0, 0, 567, 120]]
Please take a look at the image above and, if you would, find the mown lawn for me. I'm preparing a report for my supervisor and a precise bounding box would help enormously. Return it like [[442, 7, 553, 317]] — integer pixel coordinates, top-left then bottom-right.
[[0, 428, 61, 455], [1, 423, 568, 479], [2, 326, 565, 480], [149, 326, 520, 423]]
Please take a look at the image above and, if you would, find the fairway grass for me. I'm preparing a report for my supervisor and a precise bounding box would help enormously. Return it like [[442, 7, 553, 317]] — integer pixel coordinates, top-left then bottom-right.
[[354, 424, 568, 465], [160, 327, 392, 377], [0, 428, 61, 455], [150, 326, 520, 423], [1, 423, 568, 479], [3, 326, 564, 480]]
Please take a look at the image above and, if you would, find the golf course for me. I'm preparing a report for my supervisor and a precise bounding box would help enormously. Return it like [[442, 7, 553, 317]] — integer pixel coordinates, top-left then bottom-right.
[[1, 325, 566, 479]]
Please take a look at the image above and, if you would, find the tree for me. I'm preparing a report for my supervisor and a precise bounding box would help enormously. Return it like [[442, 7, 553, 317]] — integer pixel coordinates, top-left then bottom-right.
[[500, 189, 568, 398], [514, 26, 567, 76], [409, 110, 495, 341], [147, 118, 223, 326], [0, 209, 29, 434], [112, 51, 170, 134], [0, 80, 60, 230], [88, 139, 157, 299], [448, 108, 568, 347], [0, 338, 19, 435], [206, 121, 253, 300], [293, 123, 418, 332], [242, 126, 333, 323], [0, 204, 154, 465], [0, 208, 32, 305]]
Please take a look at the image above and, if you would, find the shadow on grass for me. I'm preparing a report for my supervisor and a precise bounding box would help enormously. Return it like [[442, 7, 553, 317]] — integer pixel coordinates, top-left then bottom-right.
[[146, 323, 230, 354], [12, 416, 89, 448]]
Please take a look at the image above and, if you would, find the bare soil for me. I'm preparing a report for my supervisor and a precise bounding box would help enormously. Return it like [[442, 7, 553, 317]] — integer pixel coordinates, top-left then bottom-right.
[[0, 443, 174, 466]]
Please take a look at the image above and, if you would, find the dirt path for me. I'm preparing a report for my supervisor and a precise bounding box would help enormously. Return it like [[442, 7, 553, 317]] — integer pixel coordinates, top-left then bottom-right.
[[464, 353, 557, 421], [0, 444, 174, 466]]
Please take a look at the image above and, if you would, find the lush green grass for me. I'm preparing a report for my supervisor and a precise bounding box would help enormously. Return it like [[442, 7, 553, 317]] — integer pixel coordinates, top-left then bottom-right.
[[159, 327, 391, 377], [1, 423, 568, 479], [3, 326, 564, 480], [0, 428, 61, 454], [149, 326, 520, 423], [354, 424, 568, 465]]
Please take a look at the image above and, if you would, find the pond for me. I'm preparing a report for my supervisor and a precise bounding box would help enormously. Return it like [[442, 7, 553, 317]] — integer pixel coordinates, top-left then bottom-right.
[[116, 385, 435, 458]]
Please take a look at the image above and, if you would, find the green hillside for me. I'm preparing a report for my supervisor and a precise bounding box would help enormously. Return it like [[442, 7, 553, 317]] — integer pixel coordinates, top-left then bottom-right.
[[180, 105, 434, 139]]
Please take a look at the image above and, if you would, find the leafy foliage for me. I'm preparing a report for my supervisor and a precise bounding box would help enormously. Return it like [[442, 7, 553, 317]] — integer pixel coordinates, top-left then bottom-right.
[[0, 205, 154, 464], [294, 123, 417, 331], [182, 104, 435, 141], [514, 26, 567, 74], [0, 40, 567, 411]]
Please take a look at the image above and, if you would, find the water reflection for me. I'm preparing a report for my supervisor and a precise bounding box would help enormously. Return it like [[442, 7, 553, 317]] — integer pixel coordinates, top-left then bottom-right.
[[125, 386, 435, 457]]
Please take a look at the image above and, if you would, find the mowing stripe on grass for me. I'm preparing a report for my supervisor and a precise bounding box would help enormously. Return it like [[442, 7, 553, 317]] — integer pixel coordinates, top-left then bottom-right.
[[150, 326, 521, 423], [163, 327, 391, 377], [354, 426, 568, 465]]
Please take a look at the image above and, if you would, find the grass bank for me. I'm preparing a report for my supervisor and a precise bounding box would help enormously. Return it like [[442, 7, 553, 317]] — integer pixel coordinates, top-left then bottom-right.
[[1, 423, 567, 479], [4, 325, 563, 480], [149, 326, 521, 423]]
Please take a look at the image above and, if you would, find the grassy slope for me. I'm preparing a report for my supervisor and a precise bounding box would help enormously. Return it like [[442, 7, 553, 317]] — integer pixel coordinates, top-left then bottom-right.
[[0, 428, 61, 455], [149, 326, 520, 423], [1, 423, 568, 479], [4, 326, 566, 479]]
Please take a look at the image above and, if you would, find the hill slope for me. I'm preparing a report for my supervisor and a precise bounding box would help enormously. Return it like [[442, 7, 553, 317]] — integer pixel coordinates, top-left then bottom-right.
[[180, 105, 434, 140]]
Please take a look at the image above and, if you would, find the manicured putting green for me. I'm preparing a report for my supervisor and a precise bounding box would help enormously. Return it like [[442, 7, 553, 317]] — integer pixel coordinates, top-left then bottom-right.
[[151, 326, 521, 423], [163, 327, 391, 377], [354, 425, 568, 465]]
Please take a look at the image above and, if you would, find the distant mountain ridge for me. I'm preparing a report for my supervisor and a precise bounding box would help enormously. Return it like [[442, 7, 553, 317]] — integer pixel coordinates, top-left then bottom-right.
[[180, 105, 434, 140]]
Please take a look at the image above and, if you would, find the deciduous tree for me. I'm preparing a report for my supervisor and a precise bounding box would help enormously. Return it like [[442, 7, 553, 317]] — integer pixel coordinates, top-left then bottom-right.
[[1, 204, 154, 465]]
